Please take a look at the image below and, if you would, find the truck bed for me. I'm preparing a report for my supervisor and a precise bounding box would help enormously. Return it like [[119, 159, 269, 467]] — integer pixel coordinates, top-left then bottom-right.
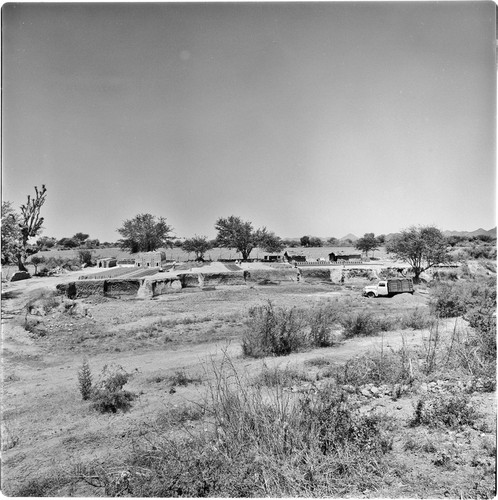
[[387, 279, 413, 294]]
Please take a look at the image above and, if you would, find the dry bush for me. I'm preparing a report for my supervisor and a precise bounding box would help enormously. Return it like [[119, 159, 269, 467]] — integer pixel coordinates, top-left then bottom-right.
[[252, 363, 310, 387], [90, 365, 136, 413], [340, 310, 396, 338], [307, 302, 342, 347], [331, 341, 416, 389], [410, 391, 480, 429], [242, 301, 308, 357], [123, 354, 394, 497], [401, 307, 434, 330]]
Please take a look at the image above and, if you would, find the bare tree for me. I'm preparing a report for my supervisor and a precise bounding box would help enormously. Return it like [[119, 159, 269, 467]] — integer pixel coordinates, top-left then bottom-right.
[[17, 185, 47, 272]]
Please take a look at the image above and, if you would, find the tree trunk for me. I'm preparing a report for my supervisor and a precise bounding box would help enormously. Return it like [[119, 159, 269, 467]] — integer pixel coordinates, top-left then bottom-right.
[[16, 253, 29, 273]]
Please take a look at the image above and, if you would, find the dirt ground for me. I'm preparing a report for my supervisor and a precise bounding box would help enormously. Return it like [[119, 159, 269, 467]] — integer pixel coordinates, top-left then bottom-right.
[[1, 268, 495, 497]]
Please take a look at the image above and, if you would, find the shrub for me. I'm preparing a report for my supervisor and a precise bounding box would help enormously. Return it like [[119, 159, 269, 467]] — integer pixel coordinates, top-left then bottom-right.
[[78, 249, 94, 266], [332, 344, 416, 389], [401, 307, 434, 330], [168, 369, 202, 387], [77, 359, 93, 400], [307, 303, 341, 347], [242, 301, 307, 357], [90, 365, 135, 413], [252, 364, 310, 387], [410, 392, 480, 429], [340, 311, 395, 338]]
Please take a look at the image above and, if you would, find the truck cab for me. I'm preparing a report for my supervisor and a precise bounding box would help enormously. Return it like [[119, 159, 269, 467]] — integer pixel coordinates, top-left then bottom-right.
[[363, 278, 414, 298]]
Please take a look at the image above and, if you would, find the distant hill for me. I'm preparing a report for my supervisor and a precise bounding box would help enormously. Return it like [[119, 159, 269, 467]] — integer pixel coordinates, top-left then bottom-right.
[[286, 227, 496, 242], [339, 233, 359, 242], [443, 227, 496, 238]]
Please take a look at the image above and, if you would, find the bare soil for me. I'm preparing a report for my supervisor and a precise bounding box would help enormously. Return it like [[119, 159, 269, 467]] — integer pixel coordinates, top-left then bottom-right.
[[1, 269, 495, 497]]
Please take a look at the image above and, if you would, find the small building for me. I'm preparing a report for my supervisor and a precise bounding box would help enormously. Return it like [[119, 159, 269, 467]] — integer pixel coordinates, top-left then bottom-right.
[[96, 257, 117, 268], [116, 258, 135, 267], [263, 255, 282, 262], [328, 252, 362, 262], [283, 252, 307, 262], [134, 251, 167, 268]]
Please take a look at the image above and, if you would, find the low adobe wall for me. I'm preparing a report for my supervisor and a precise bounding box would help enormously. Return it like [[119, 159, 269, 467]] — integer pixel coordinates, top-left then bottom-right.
[[298, 268, 332, 283], [244, 268, 300, 284], [105, 279, 141, 298]]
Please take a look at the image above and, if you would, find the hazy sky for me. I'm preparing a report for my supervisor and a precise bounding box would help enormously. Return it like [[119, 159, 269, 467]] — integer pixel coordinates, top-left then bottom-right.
[[2, 2, 496, 242]]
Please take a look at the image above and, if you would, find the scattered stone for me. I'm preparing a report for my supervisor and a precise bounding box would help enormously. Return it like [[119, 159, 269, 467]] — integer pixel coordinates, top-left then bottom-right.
[[360, 388, 371, 397]]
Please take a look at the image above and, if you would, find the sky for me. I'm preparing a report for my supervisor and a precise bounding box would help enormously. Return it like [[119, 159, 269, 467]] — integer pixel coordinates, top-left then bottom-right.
[[2, 1, 496, 242]]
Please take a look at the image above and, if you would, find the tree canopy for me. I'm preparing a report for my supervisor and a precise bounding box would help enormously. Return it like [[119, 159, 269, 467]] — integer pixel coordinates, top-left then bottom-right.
[[214, 216, 282, 260], [386, 226, 449, 281], [355, 233, 380, 257], [1, 202, 21, 265], [182, 235, 212, 260], [117, 214, 174, 253]]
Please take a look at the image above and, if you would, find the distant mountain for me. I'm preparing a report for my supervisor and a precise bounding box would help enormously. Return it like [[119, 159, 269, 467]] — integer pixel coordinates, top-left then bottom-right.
[[339, 233, 359, 241], [443, 227, 496, 238]]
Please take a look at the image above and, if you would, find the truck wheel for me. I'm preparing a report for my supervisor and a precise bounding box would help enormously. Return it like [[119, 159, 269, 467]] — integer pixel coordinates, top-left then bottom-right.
[[367, 292, 375, 298]]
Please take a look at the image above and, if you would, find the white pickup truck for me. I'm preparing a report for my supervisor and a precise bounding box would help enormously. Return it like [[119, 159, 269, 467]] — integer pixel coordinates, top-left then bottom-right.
[[363, 278, 414, 298]]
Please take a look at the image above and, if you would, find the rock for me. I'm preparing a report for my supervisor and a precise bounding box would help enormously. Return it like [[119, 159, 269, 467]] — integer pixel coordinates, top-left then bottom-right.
[[10, 271, 31, 282], [419, 383, 428, 393], [360, 388, 371, 397], [370, 386, 380, 396], [342, 384, 356, 394]]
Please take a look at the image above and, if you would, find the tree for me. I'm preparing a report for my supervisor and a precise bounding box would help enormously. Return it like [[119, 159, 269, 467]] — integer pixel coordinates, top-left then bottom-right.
[[58, 237, 79, 248], [117, 214, 174, 253], [30, 255, 46, 275], [37, 236, 57, 250], [73, 232, 89, 244], [327, 237, 340, 246], [386, 226, 450, 282], [215, 216, 281, 260], [257, 229, 285, 253], [1, 202, 22, 265], [309, 237, 323, 247], [5, 186, 47, 272], [300, 236, 310, 247], [355, 233, 379, 258], [182, 235, 212, 260]]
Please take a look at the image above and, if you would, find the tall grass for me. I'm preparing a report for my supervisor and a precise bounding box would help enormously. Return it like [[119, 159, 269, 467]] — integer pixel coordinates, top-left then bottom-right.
[[124, 354, 393, 497]]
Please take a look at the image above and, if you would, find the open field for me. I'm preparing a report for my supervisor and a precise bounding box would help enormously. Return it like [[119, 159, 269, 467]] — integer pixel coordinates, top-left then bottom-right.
[[1, 259, 496, 497]]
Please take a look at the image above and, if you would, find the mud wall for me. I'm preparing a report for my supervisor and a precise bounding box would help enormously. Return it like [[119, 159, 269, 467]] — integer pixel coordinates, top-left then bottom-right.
[[244, 268, 300, 284]]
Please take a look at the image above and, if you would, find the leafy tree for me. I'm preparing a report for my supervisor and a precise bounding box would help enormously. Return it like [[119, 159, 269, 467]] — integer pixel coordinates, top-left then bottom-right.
[[308, 237, 323, 247], [386, 226, 450, 282], [215, 216, 281, 260], [58, 237, 79, 248], [355, 233, 379, 257], [327, 237, 340, 245], [173, 239, 184, 248], [84, 239, 100, 248], [73, 232, 89, 244], [376, 234, 386, 245], [300, 236, 310, 247], [117, 214, 174, 253], [30, 255, 46, 275], [1, 202, 21, 265], [182, 235, 212, 260], [78, 249, 94, 266], [257, 229, 284, 253], [36, 236, 57, 249]]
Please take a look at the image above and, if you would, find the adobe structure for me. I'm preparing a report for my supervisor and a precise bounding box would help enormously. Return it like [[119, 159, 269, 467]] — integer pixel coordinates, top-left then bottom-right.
[[134, 251, 167, 269], [96, 257, 117, 268], [328, 252, 362, 262]]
